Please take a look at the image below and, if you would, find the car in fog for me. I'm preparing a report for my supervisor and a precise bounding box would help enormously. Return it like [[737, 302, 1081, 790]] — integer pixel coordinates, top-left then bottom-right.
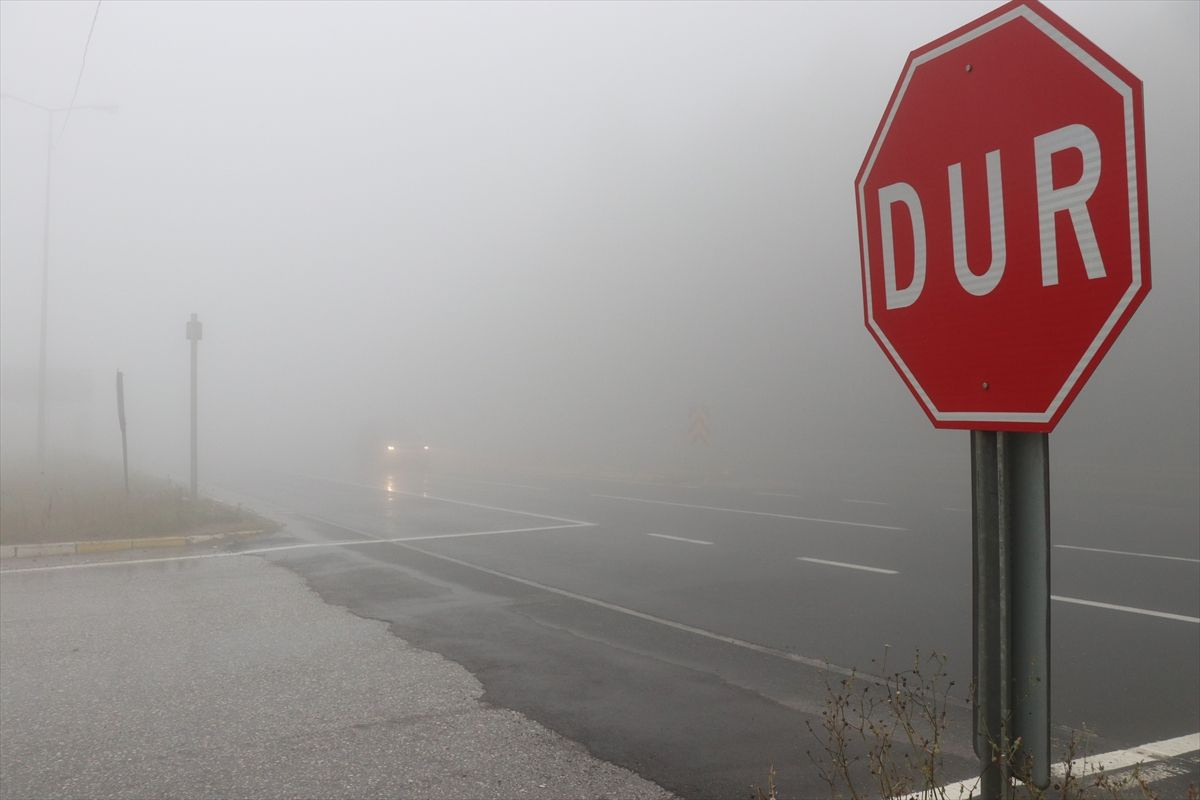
[[380, 439, 431, 472]]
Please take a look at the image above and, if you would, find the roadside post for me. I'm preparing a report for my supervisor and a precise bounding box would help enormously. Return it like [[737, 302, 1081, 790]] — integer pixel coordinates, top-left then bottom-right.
[[186, 313, 203, 500], [854, 1, 1150, 795], [116, 369, 129, 495]]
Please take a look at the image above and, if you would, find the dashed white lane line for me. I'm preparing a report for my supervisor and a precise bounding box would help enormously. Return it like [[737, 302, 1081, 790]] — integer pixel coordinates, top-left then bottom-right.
[[754, 491, 806, 498], [1055, 544, 1200, 564], [646, 533, 714, 546], [593, 493, 908, 532], [899, 731, 1200, 800], [0, 522, 589, 575], [1051, 595, 1200, 624], [797, 557, 899, 575], [840, 498, 890, 506]]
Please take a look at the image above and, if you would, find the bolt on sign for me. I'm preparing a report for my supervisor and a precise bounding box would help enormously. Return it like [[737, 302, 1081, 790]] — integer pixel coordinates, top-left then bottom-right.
[[855, 0, 1150, 431]]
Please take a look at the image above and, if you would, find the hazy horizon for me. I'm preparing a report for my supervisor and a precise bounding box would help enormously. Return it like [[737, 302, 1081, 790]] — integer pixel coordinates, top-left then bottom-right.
[[2, 0, 1196, 494]]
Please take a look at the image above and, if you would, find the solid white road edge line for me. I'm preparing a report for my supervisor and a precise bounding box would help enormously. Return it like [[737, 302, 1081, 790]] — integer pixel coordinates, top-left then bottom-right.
[[797, 557, 899, 575], [897, 731, 1200, 800], [385, 537, 880, 684], [1051, 595, 1200, 624], [840, 498, 890, 506], [305, 473, 593, 526], [646, 533, 714, 546], [0, 522, 590, 575], [1055, 544, 1200, 564], [434, 475, 548, 492], [593, 493, 908, 531], [293, 516, 891, 683]]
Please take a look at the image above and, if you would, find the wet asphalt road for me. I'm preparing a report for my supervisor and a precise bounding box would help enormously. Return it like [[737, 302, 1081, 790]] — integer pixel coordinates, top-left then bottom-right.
[[210, 466, 1198, 798]]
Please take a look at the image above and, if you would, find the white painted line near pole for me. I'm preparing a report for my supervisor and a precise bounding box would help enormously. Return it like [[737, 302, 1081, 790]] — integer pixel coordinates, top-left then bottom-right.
[[1051, 595, 1200, 624], [898, 732, 1200, 800], [1053, 731, 1200, 778], [797, 557, 899, 575], [593, 493, 908, 532], [646, 533, 714, 546], [840, 498, 890, 506], [0, 521, 590, 575], [1055, 544, 1200, 564]]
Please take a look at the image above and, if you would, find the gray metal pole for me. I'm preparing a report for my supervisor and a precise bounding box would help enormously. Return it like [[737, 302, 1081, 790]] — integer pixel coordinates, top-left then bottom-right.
[[189, 316, 199, 499], [116, 370, 128, 496], [36, 112, 53, 468], [997, 432, 1013, 795], [973, 431, 1052, 798], [1010, 432, 1051, 788], [972, 430, 1004, 800]]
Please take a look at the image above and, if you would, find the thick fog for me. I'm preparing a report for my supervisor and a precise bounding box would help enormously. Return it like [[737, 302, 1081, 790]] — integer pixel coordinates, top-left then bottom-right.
[[2, 1, 1197, 491]]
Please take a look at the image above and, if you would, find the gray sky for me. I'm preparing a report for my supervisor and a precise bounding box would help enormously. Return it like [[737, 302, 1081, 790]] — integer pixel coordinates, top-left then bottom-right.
[[1, 0, 1196, 487]]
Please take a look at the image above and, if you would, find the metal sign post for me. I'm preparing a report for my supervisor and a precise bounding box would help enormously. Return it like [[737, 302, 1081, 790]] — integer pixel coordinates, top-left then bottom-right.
[[973, 431, 1051, 797], [186, 313, 203, 500], [116, 370, 129, 496]]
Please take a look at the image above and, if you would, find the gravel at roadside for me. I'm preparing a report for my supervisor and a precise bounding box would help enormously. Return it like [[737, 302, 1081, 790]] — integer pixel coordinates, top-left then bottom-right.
[[0, 552, 676, 800]]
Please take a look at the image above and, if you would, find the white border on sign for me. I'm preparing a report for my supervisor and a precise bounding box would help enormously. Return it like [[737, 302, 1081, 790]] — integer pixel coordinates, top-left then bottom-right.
[[857, 4, 1143, 426]]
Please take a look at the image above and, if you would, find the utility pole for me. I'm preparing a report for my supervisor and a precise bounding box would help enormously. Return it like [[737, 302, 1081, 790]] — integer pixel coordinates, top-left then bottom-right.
[[37, 111, 52, 468], [116, 370, 129, 495], [186, 313, 203, 499], [0, 93, 118, 468]]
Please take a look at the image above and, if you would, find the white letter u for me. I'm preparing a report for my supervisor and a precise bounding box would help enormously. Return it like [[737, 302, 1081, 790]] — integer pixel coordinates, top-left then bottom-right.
[[948, 149, 1006, 296]]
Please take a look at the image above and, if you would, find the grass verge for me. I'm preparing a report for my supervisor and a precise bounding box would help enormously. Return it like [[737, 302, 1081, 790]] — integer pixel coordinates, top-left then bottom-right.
[[0, 458, 277, 546]]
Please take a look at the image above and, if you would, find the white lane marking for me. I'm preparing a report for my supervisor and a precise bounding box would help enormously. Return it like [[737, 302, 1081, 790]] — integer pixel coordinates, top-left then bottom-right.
[[840, 498, 890, 507], [754, 491, 806, 498], [301, 512, 592, 539], [0, 522, 589, 575], [593, 493, 908, 531], [192, 511, 885, 684], [1051, 595, 1200, 624], [433, 475, 547, 492], [646, 533, 714, 546], [288, 517, 895, 684], [381, 538, 880, 684], [899, 731, 1200, 800], [797, 557, 898, 575], [1055, 544, 1200, 564], [586, 475, 676, 489], [307, 474, 593, 526]]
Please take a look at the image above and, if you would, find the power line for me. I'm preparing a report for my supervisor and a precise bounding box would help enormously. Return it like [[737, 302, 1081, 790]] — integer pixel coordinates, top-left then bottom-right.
[[58, 0, 103, 141]]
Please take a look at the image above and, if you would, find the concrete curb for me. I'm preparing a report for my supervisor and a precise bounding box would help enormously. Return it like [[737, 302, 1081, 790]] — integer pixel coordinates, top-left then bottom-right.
[[0, 529, 266, 560]]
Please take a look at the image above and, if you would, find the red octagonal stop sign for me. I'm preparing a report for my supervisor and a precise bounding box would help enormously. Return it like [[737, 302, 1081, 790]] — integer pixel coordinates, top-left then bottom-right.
[[856, 0, 1150, 432]]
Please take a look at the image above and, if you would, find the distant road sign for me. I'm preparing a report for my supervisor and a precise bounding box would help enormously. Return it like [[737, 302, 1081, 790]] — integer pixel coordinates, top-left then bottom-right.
[[688, 405, 710, 445], [855, 0, 1150, 431]]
